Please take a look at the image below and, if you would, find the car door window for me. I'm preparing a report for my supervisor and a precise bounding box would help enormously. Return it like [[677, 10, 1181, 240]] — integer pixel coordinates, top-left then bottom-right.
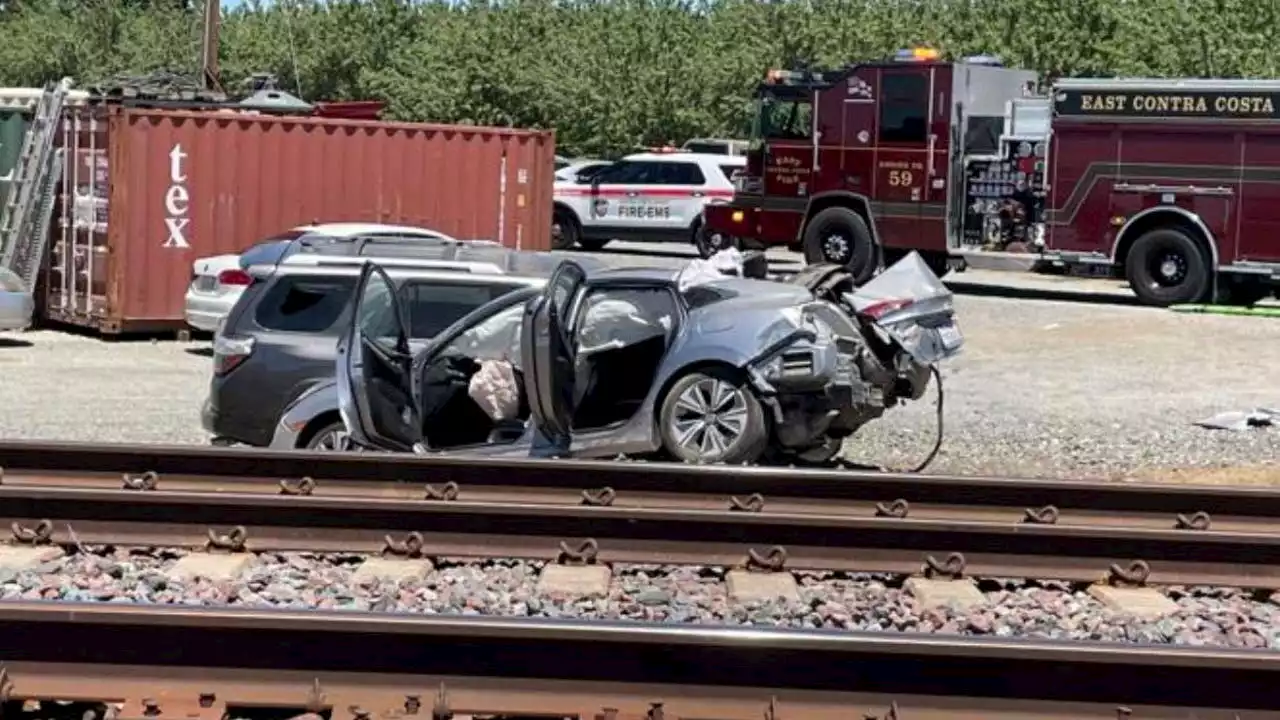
[[440, 301, 528, 363], [399, 280, 525, 339], [254, 275, 356, 333], [357, 275, 404, 354], [575, 286, 677, 353], [719, 165, 743, 184], [655, 162, 705, 185], [590, 162, 630, 184], [599, 161, 662, 185]]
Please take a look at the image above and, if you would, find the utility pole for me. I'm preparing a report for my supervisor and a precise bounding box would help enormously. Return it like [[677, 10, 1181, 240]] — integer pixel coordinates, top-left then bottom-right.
[[200, 0, 221, 91]]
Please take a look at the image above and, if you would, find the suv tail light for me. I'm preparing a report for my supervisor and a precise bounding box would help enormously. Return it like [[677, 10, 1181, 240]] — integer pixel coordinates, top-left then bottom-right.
[[217, 268, 253, 287], [213, 334, 255, 376]]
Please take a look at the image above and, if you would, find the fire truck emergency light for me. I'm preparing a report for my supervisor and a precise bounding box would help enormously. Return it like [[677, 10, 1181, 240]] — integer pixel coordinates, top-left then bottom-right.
[[894, 47, 940, 62]]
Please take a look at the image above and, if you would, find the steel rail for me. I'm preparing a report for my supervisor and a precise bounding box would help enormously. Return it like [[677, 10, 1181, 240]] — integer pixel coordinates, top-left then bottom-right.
[[3, 480, 1280, 588], [9, 466, 1280, 537], [2, 440, 1280, 525], [0, 602, 1278, 715]]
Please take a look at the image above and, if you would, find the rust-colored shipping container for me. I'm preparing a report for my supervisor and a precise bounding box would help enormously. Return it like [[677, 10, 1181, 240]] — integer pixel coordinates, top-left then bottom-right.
[[44, 106, 555, 333]]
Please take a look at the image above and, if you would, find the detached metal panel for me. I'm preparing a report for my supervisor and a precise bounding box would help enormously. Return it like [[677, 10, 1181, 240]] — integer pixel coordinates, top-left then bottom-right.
[[43, 106, 555, 333]]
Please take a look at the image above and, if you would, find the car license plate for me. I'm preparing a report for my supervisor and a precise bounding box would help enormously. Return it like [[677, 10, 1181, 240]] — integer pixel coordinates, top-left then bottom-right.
[[937, 320, 963, 350], [196, 276, 217, 291]]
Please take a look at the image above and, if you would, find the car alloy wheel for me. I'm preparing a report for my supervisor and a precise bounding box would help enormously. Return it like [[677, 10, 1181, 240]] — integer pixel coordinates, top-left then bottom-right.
[[307, 422, 354, 452], [658, 369, 767, 465]]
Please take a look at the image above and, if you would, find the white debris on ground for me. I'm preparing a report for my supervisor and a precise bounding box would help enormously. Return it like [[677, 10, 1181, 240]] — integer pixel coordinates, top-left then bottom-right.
[[0, 286, 1278, 481], [1194, 408, 1278, 432]]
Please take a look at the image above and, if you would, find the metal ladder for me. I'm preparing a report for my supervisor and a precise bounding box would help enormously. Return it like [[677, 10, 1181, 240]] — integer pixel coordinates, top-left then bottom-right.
[[0, 77, 73, 291]]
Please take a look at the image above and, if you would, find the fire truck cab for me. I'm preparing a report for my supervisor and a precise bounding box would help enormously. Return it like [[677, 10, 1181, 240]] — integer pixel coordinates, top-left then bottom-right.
[[703, 48, 1038, 285], [707, 51, 1280, 306]]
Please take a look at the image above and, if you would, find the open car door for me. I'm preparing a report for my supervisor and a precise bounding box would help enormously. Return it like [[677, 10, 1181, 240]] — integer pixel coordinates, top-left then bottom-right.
[[335, 264, 420, 452], [521, 259, 586, 452]]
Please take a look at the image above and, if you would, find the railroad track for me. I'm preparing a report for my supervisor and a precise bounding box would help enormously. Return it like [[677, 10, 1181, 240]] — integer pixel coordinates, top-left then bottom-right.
[[0, 602, 1278, 718], [0, 440, 1279, 589], [1, 441, 1280, 715]]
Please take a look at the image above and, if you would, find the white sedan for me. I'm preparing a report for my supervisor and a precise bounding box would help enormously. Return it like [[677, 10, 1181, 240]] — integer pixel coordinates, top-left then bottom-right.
[[184, 222, 460, 333]]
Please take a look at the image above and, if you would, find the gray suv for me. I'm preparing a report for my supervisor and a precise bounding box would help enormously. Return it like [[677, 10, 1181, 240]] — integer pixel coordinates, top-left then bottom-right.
[[202, 247, 587, 450]]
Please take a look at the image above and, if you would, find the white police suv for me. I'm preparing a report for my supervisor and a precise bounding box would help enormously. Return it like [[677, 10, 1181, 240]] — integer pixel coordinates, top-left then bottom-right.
[[552, 152, 744, 255]]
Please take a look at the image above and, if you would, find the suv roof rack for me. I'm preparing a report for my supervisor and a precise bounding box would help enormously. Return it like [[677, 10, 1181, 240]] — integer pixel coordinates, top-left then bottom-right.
[[281, 254, 507, 275]]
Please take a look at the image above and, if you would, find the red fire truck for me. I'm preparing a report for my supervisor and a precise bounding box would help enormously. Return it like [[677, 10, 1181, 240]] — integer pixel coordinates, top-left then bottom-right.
[[701, 48, 1280, 306]]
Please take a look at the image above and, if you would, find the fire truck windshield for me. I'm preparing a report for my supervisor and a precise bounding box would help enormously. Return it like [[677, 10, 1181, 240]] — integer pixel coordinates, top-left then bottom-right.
[[753, 95, 813, 140]]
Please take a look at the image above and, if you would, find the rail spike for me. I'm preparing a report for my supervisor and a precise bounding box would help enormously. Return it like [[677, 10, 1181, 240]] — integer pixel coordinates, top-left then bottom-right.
[[432, 683, 451, 720], [424, 482, 460, 502], [1022, 505, 1059, 524], [279, 477, 316, 496], [729, 493, 765, 512], [122, 471, 159, 491], [581, 487, 616, 507], [875, 499, 909, 518], [0, 665, 14, 704], [746, 545, 788, 573], [206, 526, 248, 553], [923, 552, 966, 580], [384, 532, 426, 559], [1174, 511, 1211, 531], [557, 538, 600, 565], [304, 678, 325, 713], [11, 519, 53, 545], [1107, 560, 1151, 587], [863, 703, 900, 720]]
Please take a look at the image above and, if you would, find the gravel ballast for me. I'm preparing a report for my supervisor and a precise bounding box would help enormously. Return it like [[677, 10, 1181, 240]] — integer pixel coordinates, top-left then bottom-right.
[[4, 548, 1277, 648], [0, 283, 1277, 479]]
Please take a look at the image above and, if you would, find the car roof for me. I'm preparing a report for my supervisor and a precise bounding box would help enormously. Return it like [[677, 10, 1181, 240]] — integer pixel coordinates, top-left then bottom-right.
[[622, 152, 747, 165], [257, 248, 608, 279], [265, 262, 550, 285], [290, 222, 450, 237]]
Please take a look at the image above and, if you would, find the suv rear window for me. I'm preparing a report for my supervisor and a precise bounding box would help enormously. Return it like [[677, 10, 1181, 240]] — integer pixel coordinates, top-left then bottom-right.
[[254, 275, 357, 333], [401, 281, 526, 338]]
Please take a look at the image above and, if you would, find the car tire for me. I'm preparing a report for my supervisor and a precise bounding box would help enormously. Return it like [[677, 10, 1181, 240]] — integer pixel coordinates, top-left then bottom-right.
[[693, 222, 739, 258], [658, 368, 767, 465], [576, 237, 610, 252], [802, 207, 878, 285], [304, 421, 354, 452], [552, 207, 580, 251], [1124, 227, 1211, 307]]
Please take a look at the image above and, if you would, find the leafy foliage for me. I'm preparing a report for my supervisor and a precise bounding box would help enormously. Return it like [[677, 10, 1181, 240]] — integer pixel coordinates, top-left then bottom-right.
[[0, 0, 1274, 156]]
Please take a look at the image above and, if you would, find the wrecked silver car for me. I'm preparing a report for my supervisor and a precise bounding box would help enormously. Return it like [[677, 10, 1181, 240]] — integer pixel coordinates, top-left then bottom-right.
[[336, 251, 962, 465]]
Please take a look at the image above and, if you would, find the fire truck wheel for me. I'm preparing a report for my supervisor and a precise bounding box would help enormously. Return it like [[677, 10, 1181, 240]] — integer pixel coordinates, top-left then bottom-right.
[[552, 207, 579, 250], [802, 207, 877, 284], [1125, 228, 1211, 306]]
